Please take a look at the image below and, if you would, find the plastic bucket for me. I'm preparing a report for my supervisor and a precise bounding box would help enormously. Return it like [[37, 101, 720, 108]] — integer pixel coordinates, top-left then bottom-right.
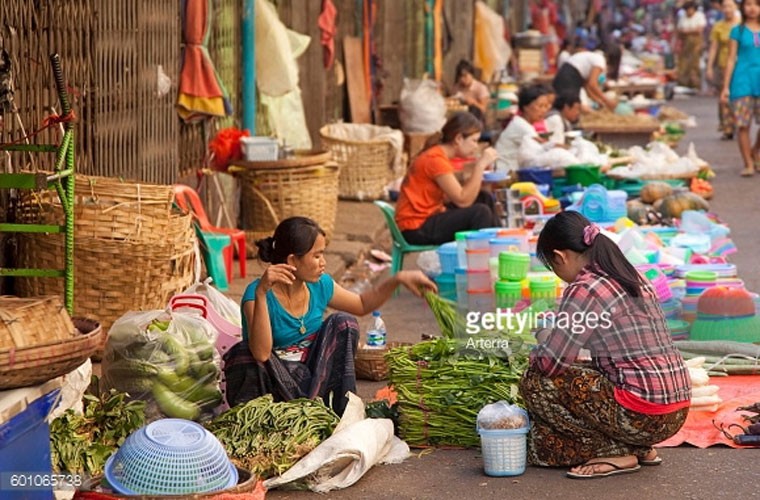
[[435, 273, 457, 301], [517, 167, 554, 187], [530, 278, 557, 302], [479, 427, 529, 477], [565, 164, 601, 187], [437, 242, 459, 275], [495, 281, 523, 309], [499, 252, 531, 281]]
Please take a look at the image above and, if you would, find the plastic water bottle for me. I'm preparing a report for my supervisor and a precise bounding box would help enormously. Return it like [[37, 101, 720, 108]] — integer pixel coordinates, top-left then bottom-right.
[[366, 311, 387, 349]]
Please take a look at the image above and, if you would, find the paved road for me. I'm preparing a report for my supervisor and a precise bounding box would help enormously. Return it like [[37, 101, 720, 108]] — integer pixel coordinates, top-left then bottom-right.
[[256, 96, 760, 500]]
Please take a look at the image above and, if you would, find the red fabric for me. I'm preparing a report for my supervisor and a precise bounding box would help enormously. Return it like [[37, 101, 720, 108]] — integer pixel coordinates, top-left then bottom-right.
[[614, 386, 691, 415], [179, 0, 224, 98], [658, 375, 760, 448], [318, 0, 338, 69]]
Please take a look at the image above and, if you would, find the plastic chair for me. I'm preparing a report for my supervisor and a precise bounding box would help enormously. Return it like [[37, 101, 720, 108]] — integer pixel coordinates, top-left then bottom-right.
[[193, 226, 231, 292], [373, 201, 438, 276], [174, 184, 246, 283]]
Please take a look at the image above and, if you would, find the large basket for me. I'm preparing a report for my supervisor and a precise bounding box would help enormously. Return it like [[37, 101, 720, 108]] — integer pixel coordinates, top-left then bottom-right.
[[320, 124, 395, 200], [355, 342, 411, 381], [238, 162, 340, 245], [16, 227, 196, 336], [0, 295, 76, 350], [16, 174, 177, 242], [0, 316, 103, 390]]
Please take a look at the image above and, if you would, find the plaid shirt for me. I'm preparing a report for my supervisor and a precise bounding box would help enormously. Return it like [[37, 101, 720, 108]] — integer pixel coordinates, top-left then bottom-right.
[[530, 265, 692, 405]]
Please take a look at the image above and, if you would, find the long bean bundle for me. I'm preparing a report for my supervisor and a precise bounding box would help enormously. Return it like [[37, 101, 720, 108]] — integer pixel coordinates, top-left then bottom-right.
[[205, 395, 339, 479], [387, 336, 531, 447]]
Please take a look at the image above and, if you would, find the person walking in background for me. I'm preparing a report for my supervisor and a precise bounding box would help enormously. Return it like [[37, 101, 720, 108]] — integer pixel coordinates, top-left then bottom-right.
[[707, 0, 741, 140], [675, 1, 707, 90], [721, 0, 760, 176]]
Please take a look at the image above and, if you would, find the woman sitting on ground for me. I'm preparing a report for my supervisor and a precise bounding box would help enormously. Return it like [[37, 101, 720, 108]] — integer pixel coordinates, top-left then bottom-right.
[[394, 112, 500, 246], [545, 91, 583, 145], [493, 84, 553, 172], [519, 211, 691, 479], [451, 59, 491, 122], [223, 216, 436, 415]]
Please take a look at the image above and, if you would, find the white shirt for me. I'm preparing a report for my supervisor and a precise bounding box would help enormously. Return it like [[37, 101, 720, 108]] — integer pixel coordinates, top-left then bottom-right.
[[567, 51, 607, 80], [494, 115, 538, 173], [677, 11, 706, 31], [545, 113, 567, 145]]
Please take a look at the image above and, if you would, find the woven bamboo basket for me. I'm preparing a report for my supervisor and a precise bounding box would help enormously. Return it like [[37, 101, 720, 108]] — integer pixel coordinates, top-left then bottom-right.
[[16, 225, 196, 338], [16, 174, 177, 242], [320, 124, 395, 200], [238, 162, 340, 246], [0, 295, 76, 350], [0, 316, 103, 390], [355, 342, 411, 381]]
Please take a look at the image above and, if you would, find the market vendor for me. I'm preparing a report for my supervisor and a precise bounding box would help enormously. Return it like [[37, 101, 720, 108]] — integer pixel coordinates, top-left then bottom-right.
[[223, 217, 436, 416], [395, 112, 501, 246], [545, 91, 582, 145], [519, 211, 691, 479], [494, 84, 553, 171], [552, 45, 621, 111], [451, 60, 491, 122]]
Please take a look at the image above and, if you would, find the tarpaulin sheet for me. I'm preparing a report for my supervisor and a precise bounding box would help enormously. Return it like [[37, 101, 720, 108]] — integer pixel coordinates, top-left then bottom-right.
[[658, 375, 760, 448]]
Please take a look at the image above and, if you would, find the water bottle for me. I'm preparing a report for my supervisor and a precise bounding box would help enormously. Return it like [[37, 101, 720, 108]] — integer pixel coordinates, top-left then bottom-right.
[[366, 311, 387, 349]]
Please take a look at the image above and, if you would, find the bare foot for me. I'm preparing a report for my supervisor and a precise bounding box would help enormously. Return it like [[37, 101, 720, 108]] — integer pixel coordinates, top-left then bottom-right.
[[567, 455, 639, 478], [642, 449, 658, 462]]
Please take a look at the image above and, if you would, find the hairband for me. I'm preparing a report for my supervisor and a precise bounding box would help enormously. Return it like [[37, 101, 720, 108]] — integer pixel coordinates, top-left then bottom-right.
[[583, 224, 600, 246]]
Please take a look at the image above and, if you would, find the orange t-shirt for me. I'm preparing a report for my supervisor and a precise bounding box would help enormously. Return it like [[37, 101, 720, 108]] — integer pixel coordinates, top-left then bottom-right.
[[395, 145, 453, 231]]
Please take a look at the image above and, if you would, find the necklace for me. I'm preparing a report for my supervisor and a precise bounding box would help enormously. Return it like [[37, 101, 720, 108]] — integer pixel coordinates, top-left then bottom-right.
[[277, 284, 309, 335]]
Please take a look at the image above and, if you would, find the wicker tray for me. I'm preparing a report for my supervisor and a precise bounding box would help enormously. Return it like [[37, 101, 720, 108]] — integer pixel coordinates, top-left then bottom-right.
[[0, 317, 103, 390], [355, 342, 411, 381], [233, 149, 332, 170], [0, 295, 76, 350]]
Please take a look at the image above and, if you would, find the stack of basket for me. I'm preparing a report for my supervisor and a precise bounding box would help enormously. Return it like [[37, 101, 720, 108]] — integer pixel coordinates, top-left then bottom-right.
[[15, 175, 196, 353], [0, 296, 103, 389]]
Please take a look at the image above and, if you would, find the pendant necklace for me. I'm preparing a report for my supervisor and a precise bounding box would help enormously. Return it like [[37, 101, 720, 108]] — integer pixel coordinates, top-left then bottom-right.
[[280, 284, 308, 335], [298, 316, 306, 335]]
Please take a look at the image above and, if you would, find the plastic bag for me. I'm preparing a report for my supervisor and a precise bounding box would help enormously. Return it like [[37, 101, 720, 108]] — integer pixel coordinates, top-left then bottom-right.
[[477, 401, 529, 430], [101, 310, 223, 422], [398, 78, 446, 134], [416, 250, 441, 278], [182, 277, 242, 327]]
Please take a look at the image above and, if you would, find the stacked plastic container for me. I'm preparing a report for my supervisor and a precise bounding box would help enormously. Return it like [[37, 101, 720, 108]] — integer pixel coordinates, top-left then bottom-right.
[[436, 242, 459, 301], [495, 251, 530, 310], [465, 232, 495, 313]]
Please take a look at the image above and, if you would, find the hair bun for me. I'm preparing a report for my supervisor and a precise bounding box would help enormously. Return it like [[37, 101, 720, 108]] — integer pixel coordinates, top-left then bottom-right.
[[256, 236, 275, 263]]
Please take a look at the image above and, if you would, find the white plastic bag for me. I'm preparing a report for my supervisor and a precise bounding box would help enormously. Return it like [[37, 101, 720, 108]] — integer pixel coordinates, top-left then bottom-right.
[[398, 78, 447, 134], [416, 250, 441, 278], [264, 393, 409, 493], [477, 401, 529, 430], [101, 310, 222, 422], [48, 359, 92, 421], [182, 278, 242, 327]]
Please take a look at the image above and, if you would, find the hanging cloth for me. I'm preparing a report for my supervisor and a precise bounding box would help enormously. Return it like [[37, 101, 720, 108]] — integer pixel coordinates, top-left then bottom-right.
[[177, 0, 232, 122], [318, 0, 338, 69], [432, 0, 443, 81]]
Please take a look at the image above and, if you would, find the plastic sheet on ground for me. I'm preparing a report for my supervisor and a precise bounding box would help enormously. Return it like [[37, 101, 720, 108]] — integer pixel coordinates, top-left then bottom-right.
[[264, 393, 410, 493], [658, 375, 760, 448]]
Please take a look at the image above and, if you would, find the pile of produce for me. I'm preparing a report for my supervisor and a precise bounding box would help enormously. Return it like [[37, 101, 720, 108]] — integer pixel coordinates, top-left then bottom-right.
[[626, 180, 710, 224], [385, 293, 534, 447], [205, 395, 339, 479], [580, 108, 659, 130], [675, 340, 760, 376], [101, 311, 223, 421], [50, 381, 146, 475]]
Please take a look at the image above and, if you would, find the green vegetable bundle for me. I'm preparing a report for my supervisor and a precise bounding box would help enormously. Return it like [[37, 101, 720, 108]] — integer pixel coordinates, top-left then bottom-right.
[[205, 395, 339, 479], [387, 339, 529, 447], [50, 381, 146, 476], [101, 310, 223, 421]]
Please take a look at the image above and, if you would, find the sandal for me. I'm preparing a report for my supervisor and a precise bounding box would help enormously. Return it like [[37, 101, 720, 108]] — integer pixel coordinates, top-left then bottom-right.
[[740, 167, 755, 177], [639, 449, 663, 466], [566, 460, 642, 479]]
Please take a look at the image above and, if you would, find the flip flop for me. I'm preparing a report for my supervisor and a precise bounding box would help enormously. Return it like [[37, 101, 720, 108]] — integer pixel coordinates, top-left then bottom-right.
[[740, 168, 755, 177], [566, 461, 642, 479], [639, 456, 663, 466]]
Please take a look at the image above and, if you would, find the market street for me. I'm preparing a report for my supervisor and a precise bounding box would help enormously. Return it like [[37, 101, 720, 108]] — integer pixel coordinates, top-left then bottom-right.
[[245, 95, 760, 500]]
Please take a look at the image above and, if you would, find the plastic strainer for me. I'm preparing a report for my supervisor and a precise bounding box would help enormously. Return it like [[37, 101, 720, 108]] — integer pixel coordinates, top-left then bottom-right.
[[104, 418, 238, 495]]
